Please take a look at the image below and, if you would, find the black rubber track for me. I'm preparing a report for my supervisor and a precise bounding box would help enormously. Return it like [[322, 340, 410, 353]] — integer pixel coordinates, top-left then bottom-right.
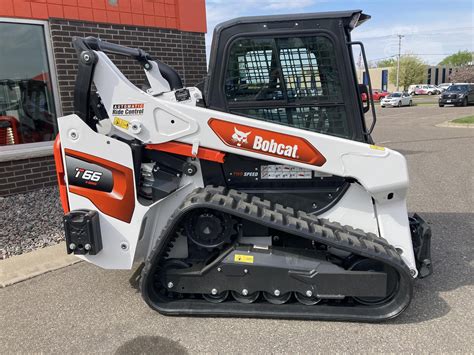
[[140, 186, 414, 322]]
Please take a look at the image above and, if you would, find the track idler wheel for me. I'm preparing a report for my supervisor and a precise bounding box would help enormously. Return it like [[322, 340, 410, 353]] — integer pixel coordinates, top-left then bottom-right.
[[231, 290, 260, 303], [203, 290, 229, 303], [263, 291, 291, 305], [294, 292, 321, 306], [349, 258, 400, 305]]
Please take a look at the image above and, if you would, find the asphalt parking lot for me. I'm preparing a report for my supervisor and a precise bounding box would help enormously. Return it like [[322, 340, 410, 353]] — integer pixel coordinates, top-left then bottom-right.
[[1, 104, 473, 353]]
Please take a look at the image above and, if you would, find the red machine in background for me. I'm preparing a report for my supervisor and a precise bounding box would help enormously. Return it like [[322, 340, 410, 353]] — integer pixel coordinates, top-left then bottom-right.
[[0, 116, 21, 145], [362, 89, 390, 102]]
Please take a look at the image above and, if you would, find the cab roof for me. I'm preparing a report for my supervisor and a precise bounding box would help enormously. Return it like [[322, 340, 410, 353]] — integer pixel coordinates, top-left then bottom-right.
[[213, 9, 370, 34]]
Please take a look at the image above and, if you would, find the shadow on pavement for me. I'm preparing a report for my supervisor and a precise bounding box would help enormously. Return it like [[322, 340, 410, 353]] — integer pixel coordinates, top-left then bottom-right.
[[394, 212, 473, 324], [115, 336, 187, 355]]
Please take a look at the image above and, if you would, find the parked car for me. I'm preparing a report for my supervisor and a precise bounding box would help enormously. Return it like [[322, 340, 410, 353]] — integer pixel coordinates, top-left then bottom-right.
[[437, 83, 452, 93], [438, 83, 474, 107], [408, 84, 421, 95], [380, 92, 413, 107], [361, 89, 390, 102], [415, 85, 440, 95]]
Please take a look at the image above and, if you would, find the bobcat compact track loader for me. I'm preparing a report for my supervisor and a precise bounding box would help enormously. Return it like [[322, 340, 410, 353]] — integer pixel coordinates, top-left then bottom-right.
[[54, 10, 432, 321]]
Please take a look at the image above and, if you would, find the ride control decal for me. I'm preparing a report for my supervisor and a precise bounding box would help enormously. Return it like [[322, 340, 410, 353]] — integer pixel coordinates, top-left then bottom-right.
[[208, 118, 326, 166], [112, 103, 144, 116]]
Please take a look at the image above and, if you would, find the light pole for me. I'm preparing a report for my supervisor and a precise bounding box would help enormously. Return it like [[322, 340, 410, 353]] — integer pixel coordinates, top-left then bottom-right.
[[396, 34, 404, 91]]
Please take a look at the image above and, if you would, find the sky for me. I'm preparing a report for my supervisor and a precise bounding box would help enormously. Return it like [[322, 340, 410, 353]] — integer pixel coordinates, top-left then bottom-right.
[[204, 0, 474, 66]]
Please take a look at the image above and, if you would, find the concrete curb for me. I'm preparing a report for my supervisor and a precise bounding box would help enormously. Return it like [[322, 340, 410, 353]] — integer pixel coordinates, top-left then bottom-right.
[[436, 121, 474, 128], [0, 242, 81, 287]]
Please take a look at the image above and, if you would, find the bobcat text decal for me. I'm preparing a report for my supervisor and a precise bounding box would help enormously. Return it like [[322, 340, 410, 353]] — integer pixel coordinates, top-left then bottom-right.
[[208, 118, 326, 166]]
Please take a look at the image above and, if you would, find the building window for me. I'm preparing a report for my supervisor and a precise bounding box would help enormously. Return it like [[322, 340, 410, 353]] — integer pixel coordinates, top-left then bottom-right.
[[434, 68, 439, 85], [381, 69, 388, 91], [442, 68, 446, 83], [224, 36, 351, 139], [427, 68, 432, 84], [0, 20, 58, 146], [362, 71, 368, 85]]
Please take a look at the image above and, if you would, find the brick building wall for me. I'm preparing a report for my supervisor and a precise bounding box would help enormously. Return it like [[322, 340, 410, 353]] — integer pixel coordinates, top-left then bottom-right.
[[0, 157, 56, 196], [50, 18, 207, 115], [0, 0, 207, 196]]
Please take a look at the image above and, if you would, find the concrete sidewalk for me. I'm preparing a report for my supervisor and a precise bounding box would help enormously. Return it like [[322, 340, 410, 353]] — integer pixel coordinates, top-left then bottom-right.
[[0, 242, 80, 287]]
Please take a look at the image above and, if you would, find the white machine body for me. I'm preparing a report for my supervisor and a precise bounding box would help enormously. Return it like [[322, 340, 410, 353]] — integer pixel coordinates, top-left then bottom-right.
[[56, 50, 418, 276]]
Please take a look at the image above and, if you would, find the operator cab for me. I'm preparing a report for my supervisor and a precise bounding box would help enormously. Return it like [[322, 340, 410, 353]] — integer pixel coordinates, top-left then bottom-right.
[[204, 10, 374, 144]]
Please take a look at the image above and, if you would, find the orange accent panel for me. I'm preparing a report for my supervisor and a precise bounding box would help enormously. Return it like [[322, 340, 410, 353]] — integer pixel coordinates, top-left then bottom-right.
[[78, 6, 94, 21], [106, 10, 120, 23], [119, 0, 131, 12], [164, 4, 175, 17], [143, 1, 154, 15], [144, 15, 155, 27], [64, 149, 135, 223], [176, 0, 206, 33], [92, 0, 105, 10], [47, 4, 64, 18], [208, 118, 327, 167], [77, 0, 91, 8], [63, 0, 78, 6], [0, 0, 15, 17], [53, 136, 70, 214], [155, 16, 166, 27], [93, 9, 108, 23], [154, 2, 165, 15], [146, 142, 226, 164], [132, 13, 145, 26], [131, 0, 143, 14], [165, 17, 176, 28], [63, 5, 79, 18], [30, 2, 49, 19], [6, 0, 205, 32], [13, 1, 31, 18]]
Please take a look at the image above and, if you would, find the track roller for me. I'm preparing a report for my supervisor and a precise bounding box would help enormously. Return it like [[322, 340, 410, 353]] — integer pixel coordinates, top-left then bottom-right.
[[203, 290, 229, 303], [263, 291, 292, 305], [231, 290, 260, 303], [294, 292, 321, 306]]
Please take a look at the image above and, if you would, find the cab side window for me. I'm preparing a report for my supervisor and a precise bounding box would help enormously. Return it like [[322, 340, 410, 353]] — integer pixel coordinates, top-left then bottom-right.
[[224, 36, 351, 139]]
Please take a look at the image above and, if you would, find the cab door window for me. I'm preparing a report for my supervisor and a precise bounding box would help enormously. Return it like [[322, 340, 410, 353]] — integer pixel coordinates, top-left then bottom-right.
[[224, 35, 351, 139]]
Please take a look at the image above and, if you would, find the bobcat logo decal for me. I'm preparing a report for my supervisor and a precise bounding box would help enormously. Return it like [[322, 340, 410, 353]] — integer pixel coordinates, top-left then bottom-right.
[[231, 127, 251, 147]]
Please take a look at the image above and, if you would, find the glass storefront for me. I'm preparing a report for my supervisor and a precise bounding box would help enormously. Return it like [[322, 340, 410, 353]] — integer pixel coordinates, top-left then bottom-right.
[[0, 21, 58, 146]]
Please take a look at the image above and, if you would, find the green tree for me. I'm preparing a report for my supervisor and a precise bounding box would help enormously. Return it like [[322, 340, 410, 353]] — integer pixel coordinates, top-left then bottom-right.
[[376, 58, 396, 68], [439, 50, 473, 66], [389, 56, 425, 91]]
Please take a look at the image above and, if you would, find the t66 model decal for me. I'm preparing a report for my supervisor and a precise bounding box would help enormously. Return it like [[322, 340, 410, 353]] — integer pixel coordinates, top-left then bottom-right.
[[208, 118, 326, 166], [64, 149, 135, 223]]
